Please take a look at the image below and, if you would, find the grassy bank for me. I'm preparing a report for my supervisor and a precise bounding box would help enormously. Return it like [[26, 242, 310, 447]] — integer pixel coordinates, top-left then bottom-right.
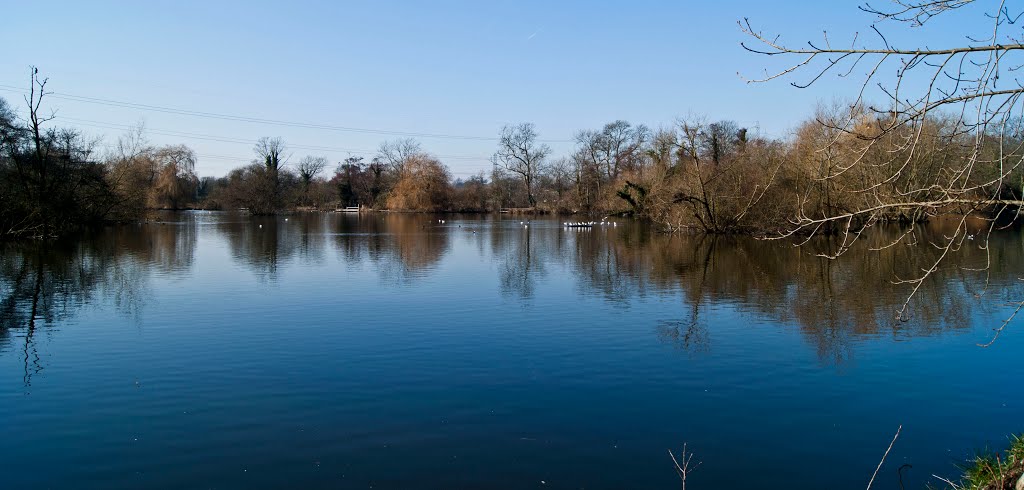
[[942, 434, 1024, 490]]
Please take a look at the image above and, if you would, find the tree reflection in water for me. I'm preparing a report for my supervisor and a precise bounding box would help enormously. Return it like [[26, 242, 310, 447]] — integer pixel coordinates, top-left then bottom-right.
[[2, 213, 1021, 381], [494, 223, 548, 300], [331, 213, 451, 285], [584, 224, 1023, 364], [0, 217, 194, 385]]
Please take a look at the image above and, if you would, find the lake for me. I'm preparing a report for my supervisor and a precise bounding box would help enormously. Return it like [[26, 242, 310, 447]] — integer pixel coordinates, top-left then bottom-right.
[[1, 212, 1021, 489]]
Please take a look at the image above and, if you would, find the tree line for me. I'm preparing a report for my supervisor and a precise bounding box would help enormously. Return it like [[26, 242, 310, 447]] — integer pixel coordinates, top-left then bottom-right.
[[210, 105, 1020, 237], [2, 71, 1021, 240]]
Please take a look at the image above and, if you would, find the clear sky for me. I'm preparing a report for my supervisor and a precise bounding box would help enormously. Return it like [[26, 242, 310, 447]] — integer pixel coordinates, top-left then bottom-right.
[[0, 0, 970, 178]]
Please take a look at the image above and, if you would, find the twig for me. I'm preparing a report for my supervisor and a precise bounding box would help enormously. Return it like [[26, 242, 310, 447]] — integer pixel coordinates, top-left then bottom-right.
[[669, 443, 701, 490], [867, 425, 902, 490], [931, 473, 959, 488]]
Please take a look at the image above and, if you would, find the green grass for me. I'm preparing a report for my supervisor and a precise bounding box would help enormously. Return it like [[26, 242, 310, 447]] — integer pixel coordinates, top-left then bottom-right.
[[943, 434, 1024, 490]]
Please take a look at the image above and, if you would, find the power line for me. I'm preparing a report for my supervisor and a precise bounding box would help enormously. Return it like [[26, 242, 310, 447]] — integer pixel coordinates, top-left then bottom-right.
[[0, 84, 574, 143], [62, 116, 491, 162]]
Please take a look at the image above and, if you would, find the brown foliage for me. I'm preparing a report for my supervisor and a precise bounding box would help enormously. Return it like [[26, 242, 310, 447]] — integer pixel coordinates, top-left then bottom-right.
[[386, 154, 453, 211]]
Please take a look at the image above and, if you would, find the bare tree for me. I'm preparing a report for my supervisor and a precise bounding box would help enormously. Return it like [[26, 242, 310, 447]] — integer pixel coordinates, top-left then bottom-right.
[[254, 137, 286, 174], [741, 1, 1024, 339], [295, 155, 328, 206], [377, 138, 422, 172], [252, 137, 287, 213], [577, 120, 650, 181], [547, 157, 575, 204], [0, 67, 115, 237], [492, 123, 550, 207], [113, 121, 149, 162]]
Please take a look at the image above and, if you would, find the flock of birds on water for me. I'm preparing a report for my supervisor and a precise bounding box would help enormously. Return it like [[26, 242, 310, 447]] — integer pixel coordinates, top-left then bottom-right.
[[435, 218, 617, 231], [560, 219, 617, 228], [253, 217, 618, 232], [248, 218, 620, 232]]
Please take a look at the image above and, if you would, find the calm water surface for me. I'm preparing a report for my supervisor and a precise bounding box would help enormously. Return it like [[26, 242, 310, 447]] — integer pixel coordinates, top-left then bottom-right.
[[1, 212, 1021, 489]]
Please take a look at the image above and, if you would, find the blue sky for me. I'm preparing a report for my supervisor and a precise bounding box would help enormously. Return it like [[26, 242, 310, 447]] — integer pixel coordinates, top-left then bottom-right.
[[0, 0, 972, 177]]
